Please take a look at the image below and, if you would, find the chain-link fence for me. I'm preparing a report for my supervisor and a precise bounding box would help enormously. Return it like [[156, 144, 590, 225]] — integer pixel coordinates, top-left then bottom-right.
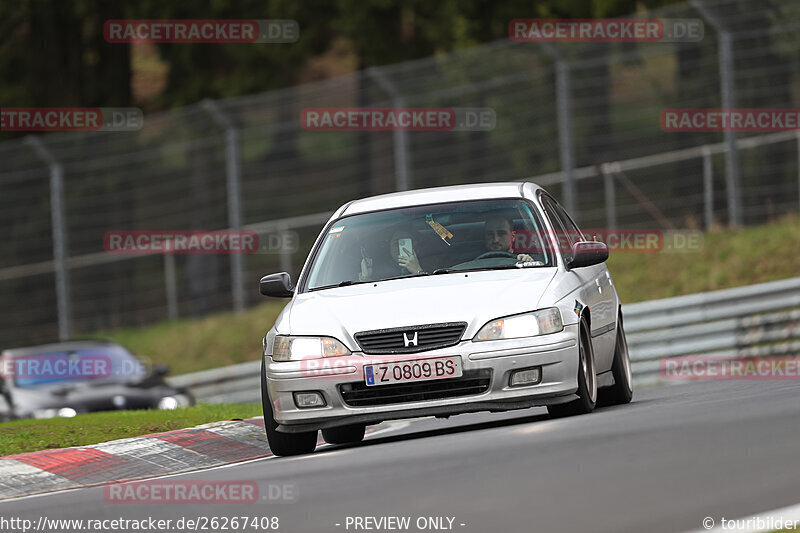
[[2, 0, 800, 348]]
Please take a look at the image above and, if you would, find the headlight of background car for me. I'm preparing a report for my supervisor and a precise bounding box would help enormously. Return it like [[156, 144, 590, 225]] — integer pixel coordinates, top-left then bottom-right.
[[272, 336, 351, 361], [158, 394, 192, 410], [473, 308, 563, 341], [33, 407, 77, 419]]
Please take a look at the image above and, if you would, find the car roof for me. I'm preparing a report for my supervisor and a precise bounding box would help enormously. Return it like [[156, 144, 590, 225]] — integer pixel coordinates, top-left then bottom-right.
[[340, 182, 542, 216], [1, 340, 125, 358]]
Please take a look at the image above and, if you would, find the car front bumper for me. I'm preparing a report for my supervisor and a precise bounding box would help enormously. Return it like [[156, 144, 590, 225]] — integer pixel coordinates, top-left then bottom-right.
[[265, 324, 580, 433]]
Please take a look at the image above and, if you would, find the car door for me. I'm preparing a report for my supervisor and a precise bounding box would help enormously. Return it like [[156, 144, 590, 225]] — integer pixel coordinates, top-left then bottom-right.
[[539, 194, 616, 371]]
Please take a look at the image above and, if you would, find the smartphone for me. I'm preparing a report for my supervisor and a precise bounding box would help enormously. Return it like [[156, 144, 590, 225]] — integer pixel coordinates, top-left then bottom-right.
[[398, 238, 412, 258]]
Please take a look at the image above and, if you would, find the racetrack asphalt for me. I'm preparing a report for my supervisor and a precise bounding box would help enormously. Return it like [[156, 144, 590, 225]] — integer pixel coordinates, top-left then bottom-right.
[[3, 379, 800, 533]]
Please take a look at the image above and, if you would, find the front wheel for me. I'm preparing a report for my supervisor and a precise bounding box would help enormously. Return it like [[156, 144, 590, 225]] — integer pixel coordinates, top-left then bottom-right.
[[261, 359, 318, 456], [597, 314, 633, 406], [547, 321, 597, 418]]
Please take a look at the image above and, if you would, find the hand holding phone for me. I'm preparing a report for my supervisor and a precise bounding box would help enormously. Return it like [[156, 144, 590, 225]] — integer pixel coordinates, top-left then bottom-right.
[[398, 238, 413, 258]]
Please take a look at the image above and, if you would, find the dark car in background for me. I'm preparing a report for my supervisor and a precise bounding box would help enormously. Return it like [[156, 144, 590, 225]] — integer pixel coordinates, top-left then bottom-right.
[[0, 340, 193, 421]]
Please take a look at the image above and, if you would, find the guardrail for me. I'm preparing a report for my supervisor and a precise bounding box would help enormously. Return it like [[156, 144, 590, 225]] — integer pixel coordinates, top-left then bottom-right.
[[167, 276, 800, 403], [626, 276, 800, 385]]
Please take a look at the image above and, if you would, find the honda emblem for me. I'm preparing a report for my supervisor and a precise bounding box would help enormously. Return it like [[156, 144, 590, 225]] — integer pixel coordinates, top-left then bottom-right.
[[403, 331, 419, 347]]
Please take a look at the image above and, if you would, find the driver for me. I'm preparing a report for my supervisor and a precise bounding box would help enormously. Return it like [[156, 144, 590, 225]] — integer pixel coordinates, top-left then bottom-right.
[[482, 215, 536, 263]]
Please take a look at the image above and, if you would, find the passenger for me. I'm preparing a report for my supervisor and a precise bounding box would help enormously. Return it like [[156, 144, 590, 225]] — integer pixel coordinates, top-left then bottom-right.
[[359, 228, 425, 281]]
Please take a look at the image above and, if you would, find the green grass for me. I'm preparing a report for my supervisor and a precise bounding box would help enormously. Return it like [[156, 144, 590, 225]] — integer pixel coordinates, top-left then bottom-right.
[[607, 215, 800, 303], [0, 403, 263, 456], [92, 216, 800, 375], [91, 300, 288, 375]]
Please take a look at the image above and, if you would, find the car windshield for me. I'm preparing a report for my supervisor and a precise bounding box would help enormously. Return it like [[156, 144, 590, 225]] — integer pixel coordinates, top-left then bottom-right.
[[305, 198, 555, 291], [7, 345, 146, 388]]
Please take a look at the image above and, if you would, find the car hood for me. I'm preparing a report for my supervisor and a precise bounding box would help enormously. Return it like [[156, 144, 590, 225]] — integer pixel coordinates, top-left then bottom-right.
[[281, 268, 557, 349]]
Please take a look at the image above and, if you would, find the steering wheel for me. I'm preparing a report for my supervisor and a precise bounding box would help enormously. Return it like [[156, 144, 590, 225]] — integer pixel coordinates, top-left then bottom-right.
[[474, 251, 517, 260]]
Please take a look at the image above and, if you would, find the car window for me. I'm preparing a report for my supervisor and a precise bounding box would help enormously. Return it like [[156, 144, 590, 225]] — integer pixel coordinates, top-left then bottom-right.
[[304, 198, 555, 291], [540, 196, 575, 262], [552, 200, 584, 244]]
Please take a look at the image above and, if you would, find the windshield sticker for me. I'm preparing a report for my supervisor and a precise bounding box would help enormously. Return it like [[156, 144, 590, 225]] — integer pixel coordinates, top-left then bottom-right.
[[329, 226, 344, 233], [574, 300, 584, 317], [426, 215, 453, 246]]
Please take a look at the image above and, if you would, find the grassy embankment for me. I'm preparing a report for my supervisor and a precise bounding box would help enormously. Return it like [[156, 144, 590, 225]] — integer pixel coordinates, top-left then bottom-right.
[[0, 403, 262, 456]]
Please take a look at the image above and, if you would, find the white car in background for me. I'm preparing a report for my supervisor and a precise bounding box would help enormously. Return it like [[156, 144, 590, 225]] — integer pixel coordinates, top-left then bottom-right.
[[259, 182, 632, 456]]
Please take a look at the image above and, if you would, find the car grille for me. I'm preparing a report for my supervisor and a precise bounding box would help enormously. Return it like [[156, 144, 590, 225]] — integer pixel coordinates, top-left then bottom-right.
[[354, 322, 467, 354], [339, 369, 491, 407]]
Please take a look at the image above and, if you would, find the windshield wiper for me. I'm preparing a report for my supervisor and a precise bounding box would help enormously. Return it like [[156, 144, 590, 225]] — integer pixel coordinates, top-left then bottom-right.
[[451, 263, 548, 274], [308, 280, 370, 291], [432, 268, 453, 275]]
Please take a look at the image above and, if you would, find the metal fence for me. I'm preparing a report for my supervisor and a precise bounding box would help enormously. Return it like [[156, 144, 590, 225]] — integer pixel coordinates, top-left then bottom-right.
[[2, 0, 800, 348], [168, 276, 800, 404]]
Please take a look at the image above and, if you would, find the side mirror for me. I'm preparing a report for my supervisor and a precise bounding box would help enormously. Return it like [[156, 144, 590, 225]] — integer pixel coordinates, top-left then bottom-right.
[[260, 272, 294, 298], [152, 363, 170, 377], [568, 241, 609, 269]]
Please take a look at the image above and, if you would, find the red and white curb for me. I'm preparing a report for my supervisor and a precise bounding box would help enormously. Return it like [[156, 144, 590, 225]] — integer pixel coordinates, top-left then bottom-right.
[[0, 417, 397, 502], [0, 417, 272, 501]]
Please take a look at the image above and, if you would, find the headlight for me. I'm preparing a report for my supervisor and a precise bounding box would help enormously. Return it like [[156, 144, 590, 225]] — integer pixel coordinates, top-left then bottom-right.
[[473, 308, 563, 341], [158, 394, 191, 410], [32, 407, 77, 419], [272, 336, 351, 361]]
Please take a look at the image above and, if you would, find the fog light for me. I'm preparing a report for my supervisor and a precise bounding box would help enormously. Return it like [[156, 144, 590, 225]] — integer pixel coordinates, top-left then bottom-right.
[[293, 391, 326, 408], [510, 367, 541, 387]]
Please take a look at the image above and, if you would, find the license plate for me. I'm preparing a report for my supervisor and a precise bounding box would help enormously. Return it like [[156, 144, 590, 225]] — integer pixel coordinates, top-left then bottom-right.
[[364, 356, 462, 386]]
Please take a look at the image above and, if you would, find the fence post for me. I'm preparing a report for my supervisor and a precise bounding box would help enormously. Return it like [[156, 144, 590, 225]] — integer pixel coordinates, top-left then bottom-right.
[[692, 1, 742, 226], [278, 224, 293, 275], [25, 136, 72, 340], [164, 254, 178, 320], [796, 131, 800, 212], [202, 99, 245, 312], [601, 163, 617, 229], [541, 43, 577, 220], [702, 146, 714, 230], [366, 67, 411, 191]]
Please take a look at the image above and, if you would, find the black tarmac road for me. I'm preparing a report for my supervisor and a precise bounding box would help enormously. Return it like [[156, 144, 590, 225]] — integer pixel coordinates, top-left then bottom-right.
[[3, 380, 800, 533]]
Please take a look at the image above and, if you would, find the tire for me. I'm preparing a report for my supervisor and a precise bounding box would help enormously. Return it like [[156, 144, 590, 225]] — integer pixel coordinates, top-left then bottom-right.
[[261, 359, 318, 456], [322, 424, 366, 445], [598, 314, 633, 407], [547, 320, 597, 418]]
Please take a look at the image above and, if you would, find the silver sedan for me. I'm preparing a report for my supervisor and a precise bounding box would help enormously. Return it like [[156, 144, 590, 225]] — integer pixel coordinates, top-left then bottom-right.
[[259, 182, 633, 455]]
